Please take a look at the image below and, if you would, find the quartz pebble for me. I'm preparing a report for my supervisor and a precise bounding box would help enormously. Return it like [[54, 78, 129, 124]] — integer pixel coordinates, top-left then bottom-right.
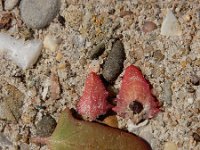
[[164, 142, 177, 150], [102, 40, 125, 83], [43, 35, 59, 51], [161, 9, 182, 36], [4, 0, 19, 10], [20, 0, 60, 29], [0, 33, 42, 69]]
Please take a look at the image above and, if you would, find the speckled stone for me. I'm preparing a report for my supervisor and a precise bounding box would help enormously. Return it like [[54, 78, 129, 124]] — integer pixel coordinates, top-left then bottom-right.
[[20, 0, 60, 29], [36, 115, 57, 137], [102, 40, 125, 83]]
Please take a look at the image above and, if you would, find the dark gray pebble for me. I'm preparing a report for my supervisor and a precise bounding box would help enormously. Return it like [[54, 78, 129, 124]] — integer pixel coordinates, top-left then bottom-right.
[[89, 43, 105, 59], [36, 115, 57, 137], [102, 40, 125, 83], [20, 0, 60, 29]]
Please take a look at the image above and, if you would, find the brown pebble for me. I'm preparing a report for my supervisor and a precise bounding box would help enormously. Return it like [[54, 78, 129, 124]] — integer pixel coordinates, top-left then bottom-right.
[[193, 133, 200, 142], [142, 21, 157, 33], [153, 50, 165, 61], [120, 11, 133, 17], [190, 75, 199, 86], [0, 13, 12, 30]]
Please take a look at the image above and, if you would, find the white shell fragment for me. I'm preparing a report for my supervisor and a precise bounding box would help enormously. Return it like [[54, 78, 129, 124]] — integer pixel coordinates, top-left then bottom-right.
[[0, 33, 42, 69], [161, 9, 182, 36]]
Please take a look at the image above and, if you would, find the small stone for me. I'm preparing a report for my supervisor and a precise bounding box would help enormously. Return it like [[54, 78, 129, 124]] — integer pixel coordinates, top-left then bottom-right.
[[55, 52, 63, 61], [20, 0, 60, 29], [164, 142, 177, 150], [0, 133, 13, 147], [89, 43, 105, 59], [0, 13, 12, 30], [50, 71, 61, 100], [193, 133, 200, 142], [103, 116, 118, 128], [0, 33, 42, 69], [190, 75, 199, 86], [0, 83, 24, 122], [120, 11, 133, 17], [36, 115, 57, 137], [161, 9, 182, 36], [142, 21, 157, 33], [43, 35, 59, 51], [102, 40, 125, 82], [163, 81, 172, 105], [153, 50, 164, 61], [4, 0, 19, 10]]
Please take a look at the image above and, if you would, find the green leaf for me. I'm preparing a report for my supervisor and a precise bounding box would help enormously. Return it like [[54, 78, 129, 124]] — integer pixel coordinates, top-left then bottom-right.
[[33, 109, 152, 150]]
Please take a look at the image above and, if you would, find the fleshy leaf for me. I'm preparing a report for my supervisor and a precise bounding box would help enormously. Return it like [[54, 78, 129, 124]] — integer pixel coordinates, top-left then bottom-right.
[[77, 72, 110, 121], [32, 108, 152, 150], [113, 65, 160, 122]]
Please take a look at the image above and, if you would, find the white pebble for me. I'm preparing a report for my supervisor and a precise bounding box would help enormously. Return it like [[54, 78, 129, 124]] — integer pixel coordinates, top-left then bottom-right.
[[43, 35, 59, 51], [187, 97, 194, 104], [161, 9, 182, 36], [0, 33, 42, 69]]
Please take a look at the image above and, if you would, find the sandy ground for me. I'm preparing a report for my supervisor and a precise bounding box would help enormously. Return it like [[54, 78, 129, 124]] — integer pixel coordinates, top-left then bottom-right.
[[0, 0, 200, 150]]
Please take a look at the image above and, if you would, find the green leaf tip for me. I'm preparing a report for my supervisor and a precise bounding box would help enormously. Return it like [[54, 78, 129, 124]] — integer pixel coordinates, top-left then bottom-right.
[[33, 108, 152, 150]]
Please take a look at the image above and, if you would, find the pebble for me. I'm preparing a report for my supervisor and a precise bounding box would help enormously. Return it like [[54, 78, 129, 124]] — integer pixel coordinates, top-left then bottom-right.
[[163, 81, 172, 105], [89, 42, 105, 59], [153, 50, 165, 61], [190, 75, 199, 86], [164, 142, 177, 150], [142, 21, 157, 33], [193, 132, 200, 142], [102, 40, 125, 83], [4, 0, 19, 10], [0, 33, 42, 69], [20, 0, 60, 29], [50, 71, 61, 100], [0, 133, 13, 147], [0, 83, 24, 122], [36, 115, 57, 137], [43, 34, 59, 51], [0, 13, 12, 30], [161, 9, 182, 36]]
